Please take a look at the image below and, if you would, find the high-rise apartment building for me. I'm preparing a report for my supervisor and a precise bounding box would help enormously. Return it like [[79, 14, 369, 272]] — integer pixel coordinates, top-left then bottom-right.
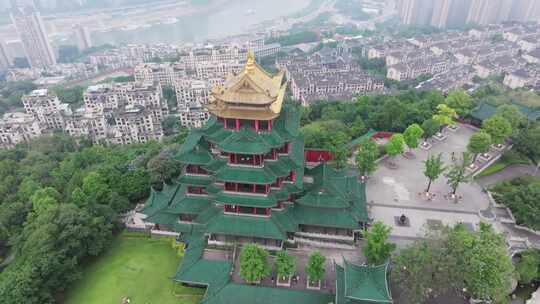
[[74, 25, 92, 51], [10, 5, 56, 68], [0, 42, 11, 69], [399, 0, 540, 28]]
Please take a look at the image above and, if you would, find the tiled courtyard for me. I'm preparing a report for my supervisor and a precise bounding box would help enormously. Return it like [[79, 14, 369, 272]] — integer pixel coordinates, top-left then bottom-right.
[[366, 124, 491, 240]]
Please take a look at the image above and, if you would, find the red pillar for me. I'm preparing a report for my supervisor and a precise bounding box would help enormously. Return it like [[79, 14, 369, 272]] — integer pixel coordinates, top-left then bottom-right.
[[235, 119, 240, 130], [269, 120, 273, 131], [252, 207, 256, 215], [255, 120, 259, 131], [224, 118, 228, 129]]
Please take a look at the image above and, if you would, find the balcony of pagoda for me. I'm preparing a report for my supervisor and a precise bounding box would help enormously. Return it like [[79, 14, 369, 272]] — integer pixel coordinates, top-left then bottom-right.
[[218, 117, 273, 132], [229, 153, 263, 167], [185, 164, 209, 175], [186, 186, 209, 196], [295, 224, 357, 242], [224, 182, 270, 196], [178, 213, 197, 224], [223, 204, 271, 217], [208, 233, 283, 251]]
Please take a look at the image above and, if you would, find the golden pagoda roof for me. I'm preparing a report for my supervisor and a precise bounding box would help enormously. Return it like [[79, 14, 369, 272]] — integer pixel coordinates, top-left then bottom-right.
[[206, 51, 287, 120]]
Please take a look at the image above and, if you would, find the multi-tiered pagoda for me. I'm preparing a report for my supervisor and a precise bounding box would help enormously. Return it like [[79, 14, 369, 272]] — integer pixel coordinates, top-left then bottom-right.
[[142, 52, 390, 304]]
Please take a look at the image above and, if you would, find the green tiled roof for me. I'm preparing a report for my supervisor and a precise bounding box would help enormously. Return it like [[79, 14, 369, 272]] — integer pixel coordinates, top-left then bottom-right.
[[202, 283, 334, 304], [292, 205, 362, 229], [142, 183, 180, 217], [335, 261, 392, 304], [348, 130, 377, 148], [214, 191, 277, 208], [205, 213, 289, 240], [178, 174, 214, 186], [216, 165, 278, 184]]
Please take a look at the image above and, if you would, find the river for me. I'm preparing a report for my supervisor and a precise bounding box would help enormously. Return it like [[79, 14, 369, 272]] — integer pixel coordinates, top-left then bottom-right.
[[91, 0, 311, 45]]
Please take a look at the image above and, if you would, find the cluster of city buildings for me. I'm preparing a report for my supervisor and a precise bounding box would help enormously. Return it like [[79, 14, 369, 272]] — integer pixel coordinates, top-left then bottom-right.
[[0, 83, 169, 148], [365, 22, 540, 91], [134, 41, 281, 128], [397, 0, 540, 29], [277, 44, 384, 105]]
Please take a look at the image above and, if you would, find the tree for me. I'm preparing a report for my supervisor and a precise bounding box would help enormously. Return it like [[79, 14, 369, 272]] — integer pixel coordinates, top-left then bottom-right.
[[403, 124, 424, 151], [393, 231, 461, 303], [447, 223, 514, 302], [445, 152, 472, 196], [363, 222, 396, 265], [147, 151, 181, 184], [394, 223, 514, 304], [162, 85, 177, 110], [491, 178, 540, 230], [161, 115, 180, 136], [444, 89, 473, 117], [239, 244, 271, 283], [482, 115, 512, 145], [275, 251, 296, 281], [423, 153, 445, 193], [305, 251, 326, 284], [516, 249, 540, 284], [385, 134, 405, 162], [467, 131, 492, 162], [355, 139, 379, 177], [422, 119, 440, 140], [432, 104, 457, 128], [514, 123, 540, 175], [496, 104, 526, 131], [330, 136, 350, 170]]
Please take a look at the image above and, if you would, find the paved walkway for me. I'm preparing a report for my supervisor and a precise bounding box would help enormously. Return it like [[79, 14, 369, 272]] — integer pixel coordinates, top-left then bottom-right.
[[476, 164, 537, 187]]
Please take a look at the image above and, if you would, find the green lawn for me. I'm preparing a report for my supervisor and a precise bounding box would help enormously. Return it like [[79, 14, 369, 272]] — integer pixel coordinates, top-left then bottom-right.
[[64, 234, 204, 304]]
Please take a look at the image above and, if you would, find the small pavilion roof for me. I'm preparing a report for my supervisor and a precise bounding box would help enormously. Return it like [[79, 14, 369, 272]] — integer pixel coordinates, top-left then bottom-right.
[[335, 260, 392, 304]]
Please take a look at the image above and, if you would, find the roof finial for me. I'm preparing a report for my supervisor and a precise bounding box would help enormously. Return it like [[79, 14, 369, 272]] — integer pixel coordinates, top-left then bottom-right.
[[245, 50, 256, 74]]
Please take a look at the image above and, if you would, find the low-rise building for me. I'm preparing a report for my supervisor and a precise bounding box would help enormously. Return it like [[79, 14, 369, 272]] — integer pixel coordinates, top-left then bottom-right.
[[0, 112, 42, 148]]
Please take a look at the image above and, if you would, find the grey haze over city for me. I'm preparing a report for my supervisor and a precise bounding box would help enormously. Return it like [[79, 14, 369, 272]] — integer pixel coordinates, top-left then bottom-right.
[[0, 1, 539, 304]]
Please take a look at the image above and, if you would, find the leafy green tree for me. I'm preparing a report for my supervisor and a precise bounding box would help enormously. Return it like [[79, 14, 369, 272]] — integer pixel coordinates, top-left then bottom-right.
[[482, 115, 512, 145], [305, 251, 326, 284], [161, 115, 180, 136], [432, 104, 457, 128], [275, 251, 296, 280], [385, 134, 405, 162], [445, 152, 472, 195], [330, 137, 350, 170], [423, 153, 445, 193], [147, 151, 181, 184], [447, 223, 514, 302], [403, 124, 424, 151], [393, 230, 461, 304], [52, 85, 86, 105], [516, 249, 540, 284], [514, 123, 540, 175], [363, 221, 396, 265], [491, 178, 540, 230], [162, 85, 177, 110], [30, 187, 61, 214], [355, 139, 379, 177], [444, 89, 473, 117], [422, 118, 441, 139], [239, 244, 271, 283], [496, 104, 526, 131], [467, 131, 492, 162]]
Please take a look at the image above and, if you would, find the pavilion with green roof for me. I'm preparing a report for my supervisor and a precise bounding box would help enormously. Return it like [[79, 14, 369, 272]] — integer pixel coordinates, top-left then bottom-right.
[[335, 260, 392, 304], [141, 52, 390, 304]]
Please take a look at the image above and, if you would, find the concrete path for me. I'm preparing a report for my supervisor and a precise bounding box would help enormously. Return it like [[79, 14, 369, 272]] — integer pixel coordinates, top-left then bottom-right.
[[476, 164, 537, 187]]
